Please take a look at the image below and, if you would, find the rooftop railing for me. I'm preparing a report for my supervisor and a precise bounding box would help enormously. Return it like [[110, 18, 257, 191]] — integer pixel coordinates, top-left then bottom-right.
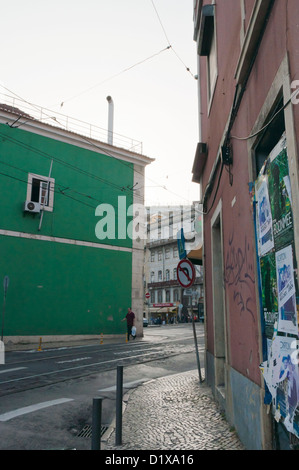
[[0, 93, 143, 154]]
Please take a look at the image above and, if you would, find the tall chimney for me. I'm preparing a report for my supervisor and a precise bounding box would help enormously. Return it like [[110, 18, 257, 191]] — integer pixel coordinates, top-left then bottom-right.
[[106, 96, 114, 145]]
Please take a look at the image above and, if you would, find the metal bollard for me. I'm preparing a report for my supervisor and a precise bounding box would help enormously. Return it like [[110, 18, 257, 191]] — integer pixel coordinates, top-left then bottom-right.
[[115, 365, 123, 446], [91, 397, 103, 450]]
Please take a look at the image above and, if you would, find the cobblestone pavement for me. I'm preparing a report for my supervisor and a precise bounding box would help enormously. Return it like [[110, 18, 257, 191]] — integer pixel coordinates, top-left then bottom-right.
[[103, 369, 245, 451]]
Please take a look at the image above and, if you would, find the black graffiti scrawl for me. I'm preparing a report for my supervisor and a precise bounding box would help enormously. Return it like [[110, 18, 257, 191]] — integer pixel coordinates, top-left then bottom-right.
[[224, 230, 256, 321]]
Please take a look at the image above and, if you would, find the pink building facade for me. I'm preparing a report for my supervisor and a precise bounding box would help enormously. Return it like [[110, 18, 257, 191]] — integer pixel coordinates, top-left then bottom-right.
[[193, 0, 299, 449]]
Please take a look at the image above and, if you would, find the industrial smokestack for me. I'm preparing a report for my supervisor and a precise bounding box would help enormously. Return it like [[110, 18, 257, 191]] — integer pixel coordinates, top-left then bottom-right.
[[106, 96, 114, 145]]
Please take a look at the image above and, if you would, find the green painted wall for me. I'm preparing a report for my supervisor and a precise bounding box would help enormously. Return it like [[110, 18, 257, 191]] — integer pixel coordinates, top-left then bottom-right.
[[0, 124, 134, 247], [0, 236, 132, 335], [0, 123, 135, 336]]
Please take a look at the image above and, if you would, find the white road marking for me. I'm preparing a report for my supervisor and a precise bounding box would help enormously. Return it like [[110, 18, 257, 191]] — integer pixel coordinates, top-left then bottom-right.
[[0, 367, 27, 375], [57, 357, 91, 364], [98, 378, 150, 392], [0, 352, 159, 385], [0, 398, 74, 422], [113, 348, 157, 355]]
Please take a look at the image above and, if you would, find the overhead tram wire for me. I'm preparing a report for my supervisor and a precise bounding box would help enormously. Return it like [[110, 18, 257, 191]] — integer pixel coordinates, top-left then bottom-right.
[[0, 130, 132, 196], [150, 0, 196, 79], [59, 46, 171, 109], [0, 86, 199, 208], [0, 85, 157, 203]]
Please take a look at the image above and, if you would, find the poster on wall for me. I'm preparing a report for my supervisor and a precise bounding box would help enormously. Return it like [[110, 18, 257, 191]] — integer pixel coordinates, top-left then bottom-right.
[[255, 133, 299, 439], [294, 404, 299, 439], [256, 178, 274, 256], [261, 336, 299, 435], [267, 141, 293, 251], [276, 244, 298, 336], [274, 338, 299, 435], [260, 252, 278, 339]]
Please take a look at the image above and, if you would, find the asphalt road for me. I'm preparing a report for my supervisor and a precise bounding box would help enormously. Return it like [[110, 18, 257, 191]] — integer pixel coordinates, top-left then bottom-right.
[[0, 323, 205, 450]]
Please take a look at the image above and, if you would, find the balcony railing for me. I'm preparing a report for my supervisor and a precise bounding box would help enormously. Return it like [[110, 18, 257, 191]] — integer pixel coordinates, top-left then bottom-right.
[[148, 276, 203, 289]]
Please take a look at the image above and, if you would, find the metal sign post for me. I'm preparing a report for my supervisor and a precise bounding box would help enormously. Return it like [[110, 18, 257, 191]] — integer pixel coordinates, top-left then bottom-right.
[[177, 261, 203, 383]]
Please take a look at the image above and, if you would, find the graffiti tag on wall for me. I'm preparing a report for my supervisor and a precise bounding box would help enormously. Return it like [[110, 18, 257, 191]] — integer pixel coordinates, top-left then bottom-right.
[[224, 231, 255, 322]]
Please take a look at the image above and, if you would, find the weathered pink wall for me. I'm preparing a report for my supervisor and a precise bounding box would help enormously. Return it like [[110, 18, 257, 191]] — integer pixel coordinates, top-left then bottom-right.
[[199, 0, 299, 385]]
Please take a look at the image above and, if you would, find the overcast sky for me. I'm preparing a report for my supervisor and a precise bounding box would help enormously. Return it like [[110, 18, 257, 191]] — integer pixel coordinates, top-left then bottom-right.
[[1, 0, 199, 206]]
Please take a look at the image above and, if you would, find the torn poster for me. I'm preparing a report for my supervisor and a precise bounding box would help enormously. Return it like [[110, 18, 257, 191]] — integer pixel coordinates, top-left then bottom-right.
[[276, 244, 298, 335], [256, 177, 274, 256]]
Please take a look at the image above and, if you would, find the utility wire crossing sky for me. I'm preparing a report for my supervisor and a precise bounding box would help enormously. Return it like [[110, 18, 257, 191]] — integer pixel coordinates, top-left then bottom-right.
[[0, 0, 199, 206]]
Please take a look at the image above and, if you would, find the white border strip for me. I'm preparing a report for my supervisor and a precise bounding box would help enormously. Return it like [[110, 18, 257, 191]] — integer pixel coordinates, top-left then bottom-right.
[[0, 229, 132, 253], [0, 398, 74, 422]]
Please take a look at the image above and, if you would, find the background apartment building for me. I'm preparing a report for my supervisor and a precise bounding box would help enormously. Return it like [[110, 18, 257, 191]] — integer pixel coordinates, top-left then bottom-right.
[[144, 204, 204, 323]]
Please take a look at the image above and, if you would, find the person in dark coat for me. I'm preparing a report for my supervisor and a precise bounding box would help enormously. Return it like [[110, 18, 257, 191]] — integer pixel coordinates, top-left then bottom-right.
[[122, 307, 135, 341]]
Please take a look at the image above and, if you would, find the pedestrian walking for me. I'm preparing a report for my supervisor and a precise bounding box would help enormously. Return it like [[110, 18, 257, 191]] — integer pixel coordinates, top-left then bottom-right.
[[122, 307, 136, 341]]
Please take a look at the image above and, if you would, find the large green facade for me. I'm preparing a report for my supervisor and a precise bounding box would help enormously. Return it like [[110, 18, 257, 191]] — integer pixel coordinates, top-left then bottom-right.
[[0, 119, 138, 338]]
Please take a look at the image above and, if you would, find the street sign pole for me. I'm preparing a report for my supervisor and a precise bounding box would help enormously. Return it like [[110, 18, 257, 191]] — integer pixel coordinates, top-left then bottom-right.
[[177, 261, 203, 384], [145, 292, 150, 323], [191, 307, 203, 383]]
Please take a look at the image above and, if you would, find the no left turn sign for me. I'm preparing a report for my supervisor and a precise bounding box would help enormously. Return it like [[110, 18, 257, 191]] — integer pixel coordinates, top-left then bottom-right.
[[177, 259, 196, 288]]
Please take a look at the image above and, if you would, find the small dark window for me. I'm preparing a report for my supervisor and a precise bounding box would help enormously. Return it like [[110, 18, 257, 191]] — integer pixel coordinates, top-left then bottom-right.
[[31, 178, 49, 206], [255, 97, 285, 177]]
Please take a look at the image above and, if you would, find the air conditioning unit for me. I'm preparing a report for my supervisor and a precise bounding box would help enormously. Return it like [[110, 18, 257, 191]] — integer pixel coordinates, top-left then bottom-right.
[[23, 201, 41, 213]]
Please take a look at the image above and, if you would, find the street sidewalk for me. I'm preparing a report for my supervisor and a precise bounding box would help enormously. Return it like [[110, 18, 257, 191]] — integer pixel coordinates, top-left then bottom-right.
[[3, 329, 245, 450], [102, 369, 245, 451]]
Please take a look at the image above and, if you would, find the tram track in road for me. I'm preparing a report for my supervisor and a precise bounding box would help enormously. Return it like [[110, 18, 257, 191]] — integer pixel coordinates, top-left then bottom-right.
[[0, 324, 204, 397], [0, 341, 198, 398], [2, 330, 199, 369], [3, 340, 157, 368]]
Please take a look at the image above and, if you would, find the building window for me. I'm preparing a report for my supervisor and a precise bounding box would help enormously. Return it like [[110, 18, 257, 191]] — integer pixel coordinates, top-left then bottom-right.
[[165, 269, 170, 281], [166, 290, 170, 302], [198, 4, 218, 106], [254, 96, 285, 177], [158, 290, 162, 303], [173, 268, 177, 280], [207, 19, 217, 102], [174, 289, 179, 302], [165, 248, 170, 259], [173, 247, 178, 258], [158, 270, 162, 281], [151, 271, 155, 283], [151, 251, 155, 262], [158, 251, 162, 261], [27, 173, 55, 212], [151, 291, 155, 304]]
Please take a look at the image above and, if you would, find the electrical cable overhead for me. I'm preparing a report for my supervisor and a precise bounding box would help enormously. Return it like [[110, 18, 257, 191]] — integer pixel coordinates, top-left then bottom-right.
[[59, 46, 171, 108], [150, 0, 196, 79], [230, 84, 299, 141], [0, 86, 199, 207]]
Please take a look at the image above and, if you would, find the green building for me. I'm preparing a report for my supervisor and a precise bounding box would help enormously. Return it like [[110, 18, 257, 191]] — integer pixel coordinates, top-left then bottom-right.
[[0, 101, 152, 345]]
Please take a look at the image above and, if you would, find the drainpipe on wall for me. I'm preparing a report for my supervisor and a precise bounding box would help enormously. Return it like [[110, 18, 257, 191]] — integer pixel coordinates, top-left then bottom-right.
[[106, 96, 114, 145]]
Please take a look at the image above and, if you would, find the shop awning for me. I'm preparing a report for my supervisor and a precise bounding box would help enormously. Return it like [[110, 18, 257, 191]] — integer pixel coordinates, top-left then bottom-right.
[[148, 307, 177, 314], [187, 244, 203, 266]]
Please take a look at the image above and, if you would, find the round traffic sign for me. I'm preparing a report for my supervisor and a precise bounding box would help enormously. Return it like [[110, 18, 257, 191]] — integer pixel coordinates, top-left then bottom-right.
[[177, 259, 196, 288], [145, 292, 150, 299]]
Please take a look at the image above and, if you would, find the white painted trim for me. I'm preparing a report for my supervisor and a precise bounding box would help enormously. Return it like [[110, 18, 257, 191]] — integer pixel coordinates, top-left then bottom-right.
[[0, 229, 133, 253]]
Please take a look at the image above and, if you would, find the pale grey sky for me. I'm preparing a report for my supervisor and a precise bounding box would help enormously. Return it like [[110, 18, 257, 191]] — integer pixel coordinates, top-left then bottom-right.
[[1, 0, 199, 206]]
